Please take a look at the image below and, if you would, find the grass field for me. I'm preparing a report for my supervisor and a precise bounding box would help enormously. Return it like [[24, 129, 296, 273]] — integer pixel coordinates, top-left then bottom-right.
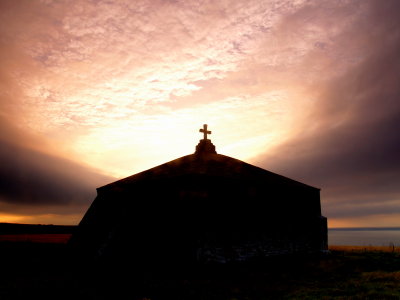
[[0, 240, 399, 299], [330, 245, 400, 252], [0, 233, 72, 243]]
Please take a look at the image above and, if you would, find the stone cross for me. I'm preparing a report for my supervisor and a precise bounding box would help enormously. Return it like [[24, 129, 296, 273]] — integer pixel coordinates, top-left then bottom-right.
[[199, 124, 211, 140]]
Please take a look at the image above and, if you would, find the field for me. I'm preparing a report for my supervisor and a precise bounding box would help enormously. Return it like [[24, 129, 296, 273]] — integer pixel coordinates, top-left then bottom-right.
[[330, 245, 400, 253], [0, 236, 399, 300], [0, 233, 72, 243]]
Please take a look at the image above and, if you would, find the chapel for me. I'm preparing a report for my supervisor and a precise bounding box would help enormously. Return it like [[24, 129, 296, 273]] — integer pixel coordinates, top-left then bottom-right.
[[69, 125, 327, 266]]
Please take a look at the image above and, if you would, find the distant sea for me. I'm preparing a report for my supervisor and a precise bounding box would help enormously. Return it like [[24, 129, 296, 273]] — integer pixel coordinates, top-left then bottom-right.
[[329, 227, 400, 246]]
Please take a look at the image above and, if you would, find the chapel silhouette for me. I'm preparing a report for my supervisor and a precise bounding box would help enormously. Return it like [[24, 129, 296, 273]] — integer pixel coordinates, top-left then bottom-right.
[[69, 125, 327, 266]]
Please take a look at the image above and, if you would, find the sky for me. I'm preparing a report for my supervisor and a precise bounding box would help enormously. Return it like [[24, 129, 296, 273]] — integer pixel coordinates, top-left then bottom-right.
[[0, 0, 399, 227]]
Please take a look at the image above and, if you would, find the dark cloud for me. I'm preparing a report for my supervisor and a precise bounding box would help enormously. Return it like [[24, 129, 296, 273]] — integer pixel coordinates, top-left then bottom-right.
[[254, 0, 400, 221], [0, 140, 112, 206], [0, 118, 113, 211]]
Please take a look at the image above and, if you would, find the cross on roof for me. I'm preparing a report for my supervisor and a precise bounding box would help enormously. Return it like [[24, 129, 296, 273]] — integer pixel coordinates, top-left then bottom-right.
[[199, 124, 211, 140]]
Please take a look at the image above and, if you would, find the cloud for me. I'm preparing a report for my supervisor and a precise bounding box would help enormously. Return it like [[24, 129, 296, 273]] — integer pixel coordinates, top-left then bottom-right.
[[0, 117, 113, 220], [0, 0, 309, 135], [253, 0, 400, 223], [1, 0, 399, 227], [0, 0, 316, 176], [0, 138, 112, 206]]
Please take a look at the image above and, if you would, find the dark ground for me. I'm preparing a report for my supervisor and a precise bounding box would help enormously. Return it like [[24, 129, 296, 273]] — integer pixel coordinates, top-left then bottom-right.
[[0, 241, 399, 300]]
